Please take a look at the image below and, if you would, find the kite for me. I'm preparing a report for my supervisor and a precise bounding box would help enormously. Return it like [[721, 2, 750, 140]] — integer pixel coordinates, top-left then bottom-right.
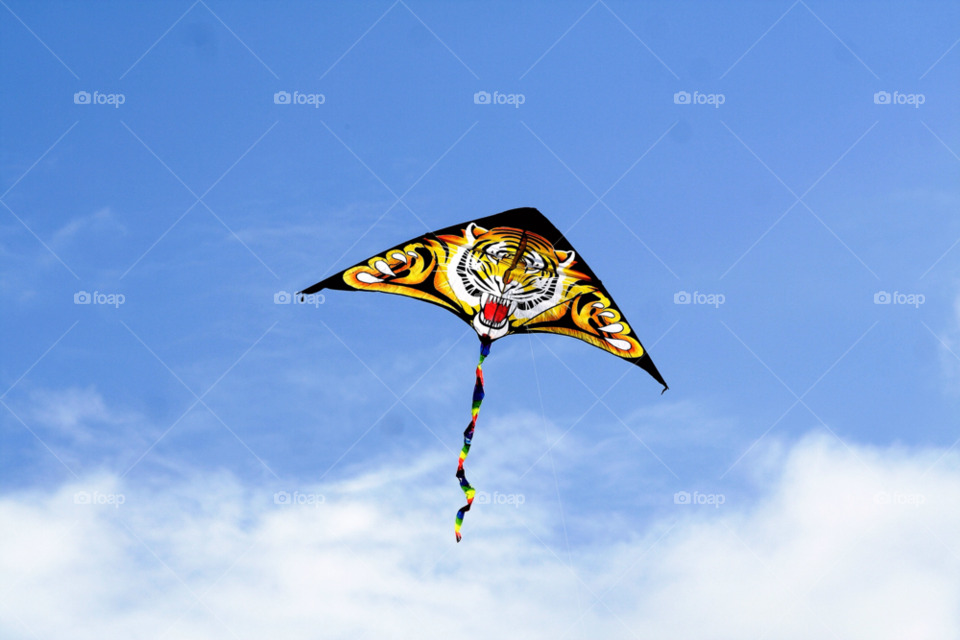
[[301, 207, 667, 542]]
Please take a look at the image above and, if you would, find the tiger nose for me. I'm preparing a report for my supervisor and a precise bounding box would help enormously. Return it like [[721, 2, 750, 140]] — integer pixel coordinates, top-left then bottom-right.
[[499, 278, 520, 294]]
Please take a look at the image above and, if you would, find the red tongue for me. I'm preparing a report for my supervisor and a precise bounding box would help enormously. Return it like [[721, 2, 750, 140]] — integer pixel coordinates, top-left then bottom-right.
[[483, 301, 509, 324]]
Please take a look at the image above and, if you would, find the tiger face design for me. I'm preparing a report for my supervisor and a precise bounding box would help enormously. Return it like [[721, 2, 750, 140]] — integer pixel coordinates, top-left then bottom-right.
[[445, 224, 588, 340], [331, 219, 645, 360]]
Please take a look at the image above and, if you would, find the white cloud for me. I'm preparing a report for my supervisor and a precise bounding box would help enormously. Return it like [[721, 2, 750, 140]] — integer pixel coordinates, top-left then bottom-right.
[[52, 208, 122, 246], [1, 434, 959, 639], [29, 387, 133, 441]]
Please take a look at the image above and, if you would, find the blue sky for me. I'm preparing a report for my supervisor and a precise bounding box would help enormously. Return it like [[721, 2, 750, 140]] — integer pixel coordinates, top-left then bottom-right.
[[2, 1, 960, 638]]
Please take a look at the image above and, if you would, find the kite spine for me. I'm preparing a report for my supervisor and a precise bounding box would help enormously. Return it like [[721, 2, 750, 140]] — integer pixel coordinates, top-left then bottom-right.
[[455, 338, 491, 542]]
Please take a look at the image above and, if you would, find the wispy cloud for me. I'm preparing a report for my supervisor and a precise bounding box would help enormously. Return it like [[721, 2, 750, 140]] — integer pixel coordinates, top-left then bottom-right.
[[29, 386, 134, 442]]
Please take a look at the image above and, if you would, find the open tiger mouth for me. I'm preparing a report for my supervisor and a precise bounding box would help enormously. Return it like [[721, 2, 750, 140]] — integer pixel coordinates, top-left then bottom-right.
[[478, 292, 516, 330]]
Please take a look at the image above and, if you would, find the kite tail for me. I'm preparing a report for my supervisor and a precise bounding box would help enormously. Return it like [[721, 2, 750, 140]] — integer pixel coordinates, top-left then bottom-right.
[[455, 338, 491, 542]]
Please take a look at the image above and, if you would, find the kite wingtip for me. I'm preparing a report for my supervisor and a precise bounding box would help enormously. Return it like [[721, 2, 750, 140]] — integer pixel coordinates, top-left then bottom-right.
[[661, 386, 668, 395], [455, 533, 462, 543]]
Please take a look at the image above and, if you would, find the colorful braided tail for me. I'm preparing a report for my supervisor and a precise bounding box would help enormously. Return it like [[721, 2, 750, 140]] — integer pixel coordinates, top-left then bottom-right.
[[455, 338, 491, 542]]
